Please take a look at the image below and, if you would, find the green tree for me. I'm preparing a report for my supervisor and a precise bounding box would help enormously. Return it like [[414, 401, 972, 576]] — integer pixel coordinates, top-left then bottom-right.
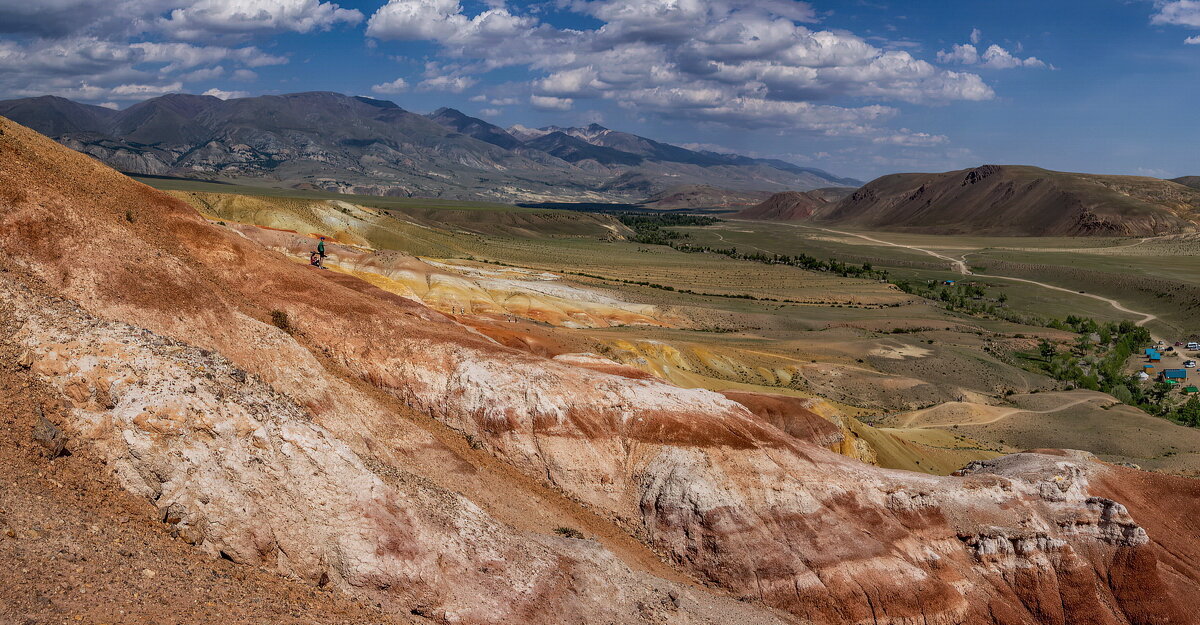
[[1039, 339, 1057, 360], [1150, 381, 1173, 403], [1111, 384, 1134, 405], [1178, 396, 1200, 427]]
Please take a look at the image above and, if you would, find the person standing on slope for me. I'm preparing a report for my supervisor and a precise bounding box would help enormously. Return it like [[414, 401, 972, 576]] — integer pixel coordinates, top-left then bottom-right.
[[317, 236, 327, 268]]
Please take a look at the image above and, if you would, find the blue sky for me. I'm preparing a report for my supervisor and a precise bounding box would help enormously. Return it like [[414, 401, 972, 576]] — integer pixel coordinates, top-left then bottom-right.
[[0, 0, 1198, 180]]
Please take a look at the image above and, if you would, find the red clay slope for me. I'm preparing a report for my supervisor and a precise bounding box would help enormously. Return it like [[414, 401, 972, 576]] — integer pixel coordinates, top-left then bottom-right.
[[3, 115, 1200, 624]]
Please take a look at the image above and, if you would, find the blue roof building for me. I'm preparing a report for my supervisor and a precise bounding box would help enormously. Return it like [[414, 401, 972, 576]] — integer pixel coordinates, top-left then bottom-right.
[[1162, 369, 1187, 380]]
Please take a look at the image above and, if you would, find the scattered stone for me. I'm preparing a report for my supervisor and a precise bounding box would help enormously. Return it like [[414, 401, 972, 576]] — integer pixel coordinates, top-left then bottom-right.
[[141, 569, 156, 579], [31, 412, 67, 459]]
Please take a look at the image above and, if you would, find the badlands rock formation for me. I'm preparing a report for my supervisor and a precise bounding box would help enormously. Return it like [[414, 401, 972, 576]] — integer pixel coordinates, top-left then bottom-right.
[[3, 115, 1199, 624], [231, 224, 671, 329]]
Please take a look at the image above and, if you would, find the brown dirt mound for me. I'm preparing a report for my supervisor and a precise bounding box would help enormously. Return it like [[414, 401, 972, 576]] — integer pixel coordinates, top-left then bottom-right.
[[735, 190, 830, 221]]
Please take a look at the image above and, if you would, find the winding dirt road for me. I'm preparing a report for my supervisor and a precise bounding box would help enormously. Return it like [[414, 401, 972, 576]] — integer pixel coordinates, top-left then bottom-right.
[[793, 225, 1159, 329], [898, 394, 1115, 428]]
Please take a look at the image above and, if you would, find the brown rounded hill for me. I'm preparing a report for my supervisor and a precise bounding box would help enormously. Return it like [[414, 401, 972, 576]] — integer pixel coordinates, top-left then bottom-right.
[[820, 164, 1200, 236], [734, 188, 854, 221]]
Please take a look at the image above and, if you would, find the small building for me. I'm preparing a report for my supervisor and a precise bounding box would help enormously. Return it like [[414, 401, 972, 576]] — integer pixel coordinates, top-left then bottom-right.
[[1135, 371, 1151, 381], [943, 280, 956, 286], [1147, 349, 1162, 362], [1184, 386, 1199, 394], [1161, 369, 1187, 381]]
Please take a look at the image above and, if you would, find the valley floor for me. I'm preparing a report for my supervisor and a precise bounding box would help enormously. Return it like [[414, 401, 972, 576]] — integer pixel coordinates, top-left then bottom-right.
[[164, 185, 1200, 477]]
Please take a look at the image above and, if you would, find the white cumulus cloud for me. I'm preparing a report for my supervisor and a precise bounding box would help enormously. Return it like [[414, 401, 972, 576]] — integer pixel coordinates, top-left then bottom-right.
[[371, 77, 409, 93], [872, 129, 949, 146], [531, 95, 573, 110], [365, 0, 994, 134], [937, 41, 1045, 69], [419, 74, 476, 92], [160, 0, 363, 41], [937, 44, 978, 65], [202, 87, 248, 99], [1153, 1, 1200, 27]]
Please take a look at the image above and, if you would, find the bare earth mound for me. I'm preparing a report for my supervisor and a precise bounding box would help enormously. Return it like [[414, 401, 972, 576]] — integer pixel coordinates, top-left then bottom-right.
[[3, 115, 1200, 624], [822, 164, 1200, 236], [735, 190, 837, 221]]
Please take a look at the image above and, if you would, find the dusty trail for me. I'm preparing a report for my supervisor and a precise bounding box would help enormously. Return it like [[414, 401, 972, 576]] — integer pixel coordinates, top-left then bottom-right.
[[899, 395, 1111, 428], [978, 273, 1158, 327], [791, 224, 971, 273], [788, 224, 1159, 329], [710, 227, 775, 254]]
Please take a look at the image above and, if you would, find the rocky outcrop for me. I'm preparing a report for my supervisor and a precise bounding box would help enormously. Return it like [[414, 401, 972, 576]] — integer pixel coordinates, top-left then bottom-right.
[[3, 272, 785, 625], [3, 115, 1200, 624]]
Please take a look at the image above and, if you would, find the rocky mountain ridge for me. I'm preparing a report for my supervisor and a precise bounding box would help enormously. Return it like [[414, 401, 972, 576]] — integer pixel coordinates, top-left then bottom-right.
[[0, 92, 857, 203]]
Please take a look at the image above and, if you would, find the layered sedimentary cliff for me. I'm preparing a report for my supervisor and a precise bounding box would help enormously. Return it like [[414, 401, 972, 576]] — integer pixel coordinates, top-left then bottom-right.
[[3, 115, 1198, 624]]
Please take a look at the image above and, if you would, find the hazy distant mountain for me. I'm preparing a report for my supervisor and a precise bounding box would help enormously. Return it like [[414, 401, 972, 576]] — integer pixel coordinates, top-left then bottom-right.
[[1172, 176, 1200, 190], [523, 131, 644, 166], [428, 107, 522, 150], [0, 95, 117, 135], [509, 121, 862, 188], [819, 165, 1200, 236], [640, 185, 774, 210], [0, 93, 858, 202]]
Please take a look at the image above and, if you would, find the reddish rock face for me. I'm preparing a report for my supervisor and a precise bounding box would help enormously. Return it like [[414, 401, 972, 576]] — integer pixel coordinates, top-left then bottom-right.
[[718, 390, 845, 448], [3, 115, 1199, 625]]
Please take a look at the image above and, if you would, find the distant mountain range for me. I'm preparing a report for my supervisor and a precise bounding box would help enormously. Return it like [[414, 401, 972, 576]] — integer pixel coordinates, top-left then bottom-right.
[[813, 165, 1200, 236], [0, 91, 859, 203]]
